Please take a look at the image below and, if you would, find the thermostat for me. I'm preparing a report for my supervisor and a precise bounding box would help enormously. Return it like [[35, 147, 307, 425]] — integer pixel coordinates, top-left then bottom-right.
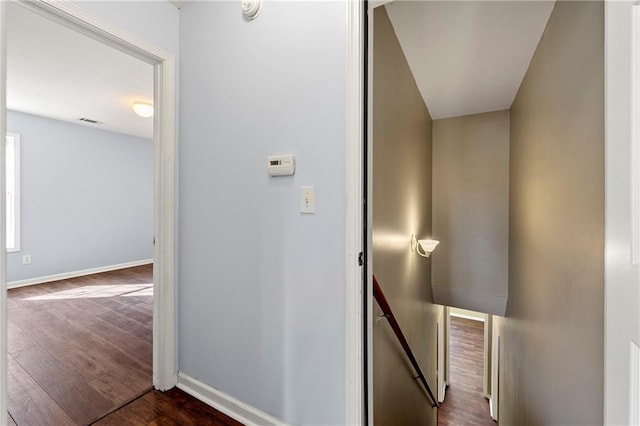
[[267, 154, 295, 176]]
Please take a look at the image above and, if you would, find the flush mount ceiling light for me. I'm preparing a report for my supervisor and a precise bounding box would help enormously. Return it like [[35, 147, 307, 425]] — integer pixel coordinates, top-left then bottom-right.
[[132, 101, 154, 118], [411, 235, 440, 258]]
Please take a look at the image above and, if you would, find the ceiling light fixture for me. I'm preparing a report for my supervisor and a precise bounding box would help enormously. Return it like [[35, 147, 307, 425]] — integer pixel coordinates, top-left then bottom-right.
[[411, 235, 440, 258], [132, 101, 154, 118]]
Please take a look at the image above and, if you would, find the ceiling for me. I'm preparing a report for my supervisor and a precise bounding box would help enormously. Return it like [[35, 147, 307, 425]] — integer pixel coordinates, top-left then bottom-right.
[[385, 1, 555, 120], [6, 4, 154, 139]]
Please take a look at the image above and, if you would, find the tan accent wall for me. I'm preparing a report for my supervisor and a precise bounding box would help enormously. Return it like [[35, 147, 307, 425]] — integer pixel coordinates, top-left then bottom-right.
[[372, 7, 439, 426], [432, 111, 510, 315], [501, 1, 604, 424]]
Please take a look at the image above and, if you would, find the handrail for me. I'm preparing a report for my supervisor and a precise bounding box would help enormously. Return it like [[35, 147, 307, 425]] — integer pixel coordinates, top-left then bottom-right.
[[373, 275, 439, 408]]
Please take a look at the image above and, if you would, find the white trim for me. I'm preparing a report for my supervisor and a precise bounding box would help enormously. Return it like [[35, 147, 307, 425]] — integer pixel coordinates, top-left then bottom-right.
[[632, 4, 640, 265], [490, 321, 500, 421], [605, 2, 638, 424], [5, 132, 19, 253], [152, 47, 177, 392], [6, 259, 153, 289], [630, 341, 640, 425], [1, 1, 177, 413], [365, 1, 375, 423], [345, 0, 365, 425], [444, 306, 450, 385], [0, 3, 7, 424], [177, 372, 287, 426], [483, 314, 492, 399], [437, 307, 446, 403], [449, 312, 486, 323]]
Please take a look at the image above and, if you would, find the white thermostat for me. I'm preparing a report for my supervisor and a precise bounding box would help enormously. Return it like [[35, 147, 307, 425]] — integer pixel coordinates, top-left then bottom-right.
[[267, 154, 295, 176]]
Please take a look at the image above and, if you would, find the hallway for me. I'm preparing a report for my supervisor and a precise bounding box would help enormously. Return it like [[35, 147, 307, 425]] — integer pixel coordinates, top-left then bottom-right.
[[438, 316, 495, 426]]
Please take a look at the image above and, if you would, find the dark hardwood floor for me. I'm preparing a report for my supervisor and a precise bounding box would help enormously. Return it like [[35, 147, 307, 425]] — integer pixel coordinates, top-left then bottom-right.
[[93, 388, 243, 426], [438, 316, 495, 426], [7, 265, 153, 425]]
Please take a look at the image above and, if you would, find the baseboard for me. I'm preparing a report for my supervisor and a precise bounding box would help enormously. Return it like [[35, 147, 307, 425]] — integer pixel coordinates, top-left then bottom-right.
[[449, 312, 486, 322], [439, 382, 448, 403], [177, 372, 286, 426], [489, 395, 498, 421], [7, 259, 153, 289]]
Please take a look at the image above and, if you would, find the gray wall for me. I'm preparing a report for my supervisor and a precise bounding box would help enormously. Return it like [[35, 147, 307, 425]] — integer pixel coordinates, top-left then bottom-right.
[[178, 2, 346, 424], [432, 111, 510, 315], [372, 8, 438, 426], [500, 2, 604, 424], [6, 110, 153, 283]]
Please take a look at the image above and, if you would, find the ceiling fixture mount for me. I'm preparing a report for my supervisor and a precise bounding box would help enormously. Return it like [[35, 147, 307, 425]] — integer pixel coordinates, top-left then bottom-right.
[[132, 101, 154, 118], [242, 0, 262, 20]]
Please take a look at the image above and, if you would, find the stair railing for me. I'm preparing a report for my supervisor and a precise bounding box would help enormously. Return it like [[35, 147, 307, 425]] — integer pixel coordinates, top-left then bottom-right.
[[373, 275, 439, 408]]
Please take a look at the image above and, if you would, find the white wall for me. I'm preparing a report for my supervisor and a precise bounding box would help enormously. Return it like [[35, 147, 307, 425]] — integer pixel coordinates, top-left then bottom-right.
[[6, 110, 153, 283], [72, 1, 179, 55], [178, 2, 346, 425]]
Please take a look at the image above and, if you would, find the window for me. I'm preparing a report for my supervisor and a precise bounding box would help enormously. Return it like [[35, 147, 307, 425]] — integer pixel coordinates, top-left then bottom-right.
[[6, 133, 20, 252]]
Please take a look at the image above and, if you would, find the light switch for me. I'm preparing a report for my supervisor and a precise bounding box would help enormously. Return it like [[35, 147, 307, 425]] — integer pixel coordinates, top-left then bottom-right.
[[300, 186, 315, 214]]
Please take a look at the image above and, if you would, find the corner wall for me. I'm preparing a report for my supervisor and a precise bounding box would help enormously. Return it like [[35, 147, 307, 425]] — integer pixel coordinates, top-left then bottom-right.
[[432, 111, 510, 316], [501, 2, 604, 424], [372, 7, 438, 426], [6, 110, 153, 283], [178, 2, 347, 424]]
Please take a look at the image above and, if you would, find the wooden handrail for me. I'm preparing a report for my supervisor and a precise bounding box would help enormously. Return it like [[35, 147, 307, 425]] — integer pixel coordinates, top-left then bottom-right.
[[373, 275, 439, 408]]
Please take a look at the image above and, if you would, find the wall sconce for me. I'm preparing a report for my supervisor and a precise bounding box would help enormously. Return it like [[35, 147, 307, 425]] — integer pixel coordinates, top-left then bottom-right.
[[411, 235, 440, 258], [132, 101, 154, 118]]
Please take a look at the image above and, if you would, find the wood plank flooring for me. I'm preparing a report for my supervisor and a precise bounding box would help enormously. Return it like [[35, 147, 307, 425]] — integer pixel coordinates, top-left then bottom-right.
[[7, 265, 153, 426], [438, 316, 496, 426], [94, 388, 243, 426]]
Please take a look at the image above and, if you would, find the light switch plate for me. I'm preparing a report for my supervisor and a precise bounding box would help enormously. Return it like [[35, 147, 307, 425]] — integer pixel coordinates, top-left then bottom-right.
[[300, 186, 315, 214]]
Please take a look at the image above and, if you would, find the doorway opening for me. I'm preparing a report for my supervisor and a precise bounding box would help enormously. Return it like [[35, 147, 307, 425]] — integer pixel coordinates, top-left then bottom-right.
[[0, 1, 176, 424], [4, 4, 156, 423], [437, 308, 494, 425]]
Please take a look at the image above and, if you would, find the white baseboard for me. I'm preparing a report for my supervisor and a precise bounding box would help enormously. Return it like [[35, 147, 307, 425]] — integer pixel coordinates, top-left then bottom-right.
[[439, 382, 448, 403], [7, 259, 153, 289], [177, 372, 286, 426], [630, 341, 640, 425], [449, 312, 486, 322], [489, 395, 497, 421]]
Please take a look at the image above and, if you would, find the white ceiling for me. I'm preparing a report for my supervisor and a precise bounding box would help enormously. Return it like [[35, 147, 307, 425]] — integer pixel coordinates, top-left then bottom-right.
[[6, 4, 154, 139], [385, 1, 555, 120]]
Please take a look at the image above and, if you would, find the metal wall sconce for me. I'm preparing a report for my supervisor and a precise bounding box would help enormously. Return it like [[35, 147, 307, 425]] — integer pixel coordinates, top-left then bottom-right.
[[411, 235, 440, 258]]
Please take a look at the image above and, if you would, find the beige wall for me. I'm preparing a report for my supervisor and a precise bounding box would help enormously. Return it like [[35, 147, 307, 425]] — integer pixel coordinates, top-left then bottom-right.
[[372, 7, 439, 426], [432, 111, 510, 315], [501, 2, 604, 424]]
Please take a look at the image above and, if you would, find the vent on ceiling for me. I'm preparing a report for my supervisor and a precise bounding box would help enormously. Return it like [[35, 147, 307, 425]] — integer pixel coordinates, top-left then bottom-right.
[[79, 117, 102, 125]]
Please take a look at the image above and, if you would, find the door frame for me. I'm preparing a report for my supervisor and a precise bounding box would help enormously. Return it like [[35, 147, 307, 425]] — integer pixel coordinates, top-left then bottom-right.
[[345, 0, 367, 424], [436, 307, 448, 403], [605, 1, 640, 423], [0, 1, 177, 423]]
